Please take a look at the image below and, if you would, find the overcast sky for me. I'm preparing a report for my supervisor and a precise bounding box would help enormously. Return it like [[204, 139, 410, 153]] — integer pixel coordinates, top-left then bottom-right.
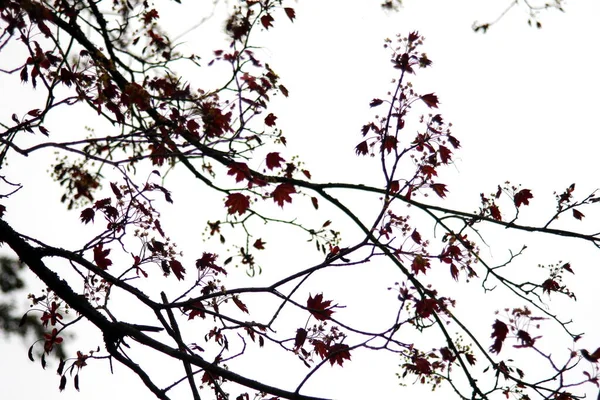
[[2, 0, 600, 399]]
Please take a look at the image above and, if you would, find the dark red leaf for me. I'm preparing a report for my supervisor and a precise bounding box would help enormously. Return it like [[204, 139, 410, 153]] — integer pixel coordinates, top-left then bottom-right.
[[306, 293, 334, 321], [415, 298, 438, 318], [411, 254, 431, 275], [421, 93, 439, 108], [411, 230, 422, 244], [253, 239, 265, 249], [232, 295, 249, 313], [266, 152, 284, 170], [260, 14, 274, 29], [272, 184, 295, 207], [170, 259, 186, 280], [278, 84, 289, 97], [284, 7, 296, 22], [438, 145, 451, 164], [294, 328, 307, 350], [355, 141, 369, 156], [431, 183, 448, 198], [573, 209, 585, 220], [227, 162, 251, 182], [489, 204, 502, 221], [93, 244, 112, 270], [381, 135, 397, 153], [225, 193, 250, 215], [311, 197, 319, 210], [370, 98, 384, 107], [514, 189, 533, 207], [327, 343, 351, 366], [264, 113, 277, 126], [562, 262, 574, 274], [490, 319, 508, 354], [80, 208, 95, 224]]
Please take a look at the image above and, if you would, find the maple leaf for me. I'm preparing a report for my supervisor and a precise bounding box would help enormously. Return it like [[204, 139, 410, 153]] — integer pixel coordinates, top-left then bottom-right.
[[381, 135, 397, 153], [572, 209, 585, 220], [279, 84, 289, 97], [355, 141, 369, 156], [421, 93, 439, 108], [411, 229, 422, 244], [412, 255, 430, 275], [260, 14, 274, 29], [264, 113, 277, 126], [294, 328, 307, 350], [438, 145, 452, 164], [284, 7, 296, 22], [311, 197, 319, 209], [327, 343, 351, 366], [170, 259, 186, 280], [232, 295, 249, 313], [306, 293, 335, 321], [227, 162, 251, 182], [253, 239, 266, 249], [80, 208, 95, 224], [196, 252, 227, 275], [93, 244, 112, 270], [514, 189, 533, 207], [272, 183, 295, 207], [431, 183, 448, 198], [415, 298, 439, 318], [581, 347, 600, 362], [312, 339, 328, 359], [542, 278, 560, 295], [225, 193, 250, 215], [490, 319, 508, 354], [420, 165, 437, 179], [489, 204, 502, 221], [370, 98, 384, 107], [562, 262, 574, 274], [450, 263, 459, 281], [265, 152, 285, 170]]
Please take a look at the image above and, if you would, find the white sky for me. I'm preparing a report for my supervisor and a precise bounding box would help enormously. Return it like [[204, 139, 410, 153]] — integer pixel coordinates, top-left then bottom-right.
[[2, 0, 600, 399]]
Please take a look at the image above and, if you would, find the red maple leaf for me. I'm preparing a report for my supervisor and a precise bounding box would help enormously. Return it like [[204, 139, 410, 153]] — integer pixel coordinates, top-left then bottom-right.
[[265, 152, 284, 170], [327, 343, 351, 366], [312, 339, 328, 359], [415, 298, 439, 318], [370, 98, 384, 107], [93, 244, 112, 270], [411, 229, 422, 244], [80, 208, 95, 224], [381, 135, 397, 153], [411, 254, 430, 275], [253, 238, 266, 249], [489, 204, 502, 221], [294, 328, 307, 350], [490, 319, 508, 354], [170, 259, 186, 280], [264, 113, 277, 126], [225, 193, 250, 215], [260, 14, 274, 29], [227, 162, 251, 182], [196, 252, 227, 275], [438, 145, 452, 164], [514, 189, 533, 207], [272, 183, 295, 207], [355, 141, 369, 156], [284, 7, 296, 22], [232, 295, 249, 313], [573, 209, 585, 220], [306, 293, 335, 321], [421, 93, 439, 108], [431, 183, 448, 198]]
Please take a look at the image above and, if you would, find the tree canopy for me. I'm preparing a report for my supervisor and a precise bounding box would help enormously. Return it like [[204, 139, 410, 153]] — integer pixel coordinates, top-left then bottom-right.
[[0, 1, 598, 399]]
